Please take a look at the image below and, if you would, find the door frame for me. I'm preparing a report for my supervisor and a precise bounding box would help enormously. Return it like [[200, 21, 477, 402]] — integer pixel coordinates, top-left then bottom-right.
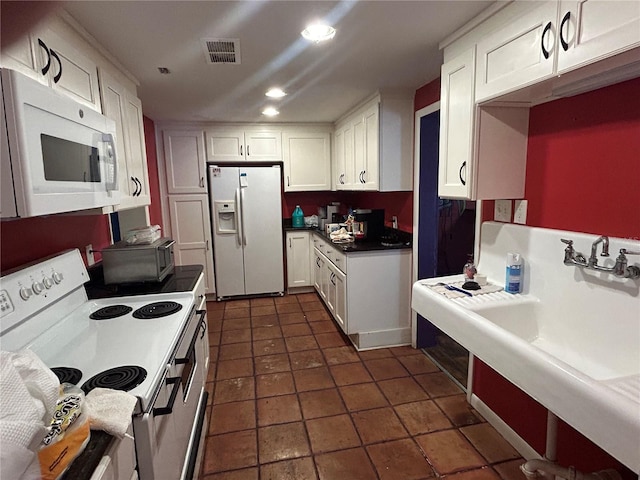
[[411, 101, 440, 348]]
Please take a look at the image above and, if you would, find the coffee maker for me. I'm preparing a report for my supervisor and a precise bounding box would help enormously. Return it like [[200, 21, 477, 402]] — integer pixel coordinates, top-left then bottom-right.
[[353, 209, 385, 240]]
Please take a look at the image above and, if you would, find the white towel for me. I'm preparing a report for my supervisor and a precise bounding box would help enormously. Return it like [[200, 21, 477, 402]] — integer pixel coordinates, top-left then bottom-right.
[[84, 388, 137, 438], [0, 350, 60, 479]]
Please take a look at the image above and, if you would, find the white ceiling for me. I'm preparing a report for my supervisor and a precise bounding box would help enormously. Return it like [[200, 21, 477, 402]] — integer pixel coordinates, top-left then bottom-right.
[[63, 1, 494, 123]]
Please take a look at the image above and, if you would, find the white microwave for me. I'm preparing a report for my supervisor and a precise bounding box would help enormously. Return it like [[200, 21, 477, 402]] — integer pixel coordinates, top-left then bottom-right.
[[1, 68, 119, 218]]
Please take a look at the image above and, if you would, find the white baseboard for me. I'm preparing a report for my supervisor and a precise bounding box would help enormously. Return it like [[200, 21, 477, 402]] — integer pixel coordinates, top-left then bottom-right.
[[350, 327, 412, 350], [470, 393, 543, 461]]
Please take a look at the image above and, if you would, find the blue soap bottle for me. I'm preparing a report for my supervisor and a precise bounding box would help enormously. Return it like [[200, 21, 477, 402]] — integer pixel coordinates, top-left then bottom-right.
[[505, 253, 523, 294]]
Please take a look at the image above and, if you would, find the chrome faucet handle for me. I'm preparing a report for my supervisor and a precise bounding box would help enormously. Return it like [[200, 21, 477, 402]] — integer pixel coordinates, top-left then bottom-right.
[[613, 249, 640, 278], [560, 239, 573, 246]]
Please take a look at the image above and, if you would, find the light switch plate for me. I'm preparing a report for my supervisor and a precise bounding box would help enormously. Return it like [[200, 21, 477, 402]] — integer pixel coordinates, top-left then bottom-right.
[[494, 200, 512, 222], [514, 200, 528, 224], [85, 244, 95, 266]]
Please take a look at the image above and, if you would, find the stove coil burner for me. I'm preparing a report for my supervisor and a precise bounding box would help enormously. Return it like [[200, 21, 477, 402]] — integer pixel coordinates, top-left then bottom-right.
[[133, 301, 182, 319], [81, 365, 147, 394], [51, 367, 83, 385], [90, 305, 133, 320]]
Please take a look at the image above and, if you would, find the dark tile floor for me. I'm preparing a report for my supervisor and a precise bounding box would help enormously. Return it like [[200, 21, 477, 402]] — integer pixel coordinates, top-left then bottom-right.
[[202, 293, 527, 479]]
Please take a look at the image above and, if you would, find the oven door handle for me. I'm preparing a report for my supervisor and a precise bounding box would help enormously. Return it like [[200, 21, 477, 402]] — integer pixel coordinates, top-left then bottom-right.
[[152, 376, 181, 416], [175, 310, 207, 364]]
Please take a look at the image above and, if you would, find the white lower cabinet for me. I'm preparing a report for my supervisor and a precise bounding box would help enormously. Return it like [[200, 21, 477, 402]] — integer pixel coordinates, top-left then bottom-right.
[[168, 195, 216, 295], [312, 233, 411, 349], [286, 231, 313, 289]]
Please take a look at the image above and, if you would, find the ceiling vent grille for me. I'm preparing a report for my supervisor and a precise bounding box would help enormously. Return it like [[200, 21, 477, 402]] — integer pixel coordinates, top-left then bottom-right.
[[202, 38, 241, 64]]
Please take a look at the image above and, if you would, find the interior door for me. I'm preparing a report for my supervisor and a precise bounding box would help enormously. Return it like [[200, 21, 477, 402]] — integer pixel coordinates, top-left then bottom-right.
[[239, 166, 284, 295]]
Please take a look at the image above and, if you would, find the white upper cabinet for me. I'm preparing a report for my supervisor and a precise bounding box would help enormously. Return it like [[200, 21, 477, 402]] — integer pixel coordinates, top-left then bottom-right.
[[99, 69, 150, 210], [283, 127, 331, 192], [333, 93, 412, 192], [163, 130, 208, 194], [1, 26, 101, 111], [439, 48, 477, 199], [556, 0, 640, 73], [205, 127, 282, 162], [475, 1, 558, 103], [474, 0, 640, 103], [439, 48, 530, 200]]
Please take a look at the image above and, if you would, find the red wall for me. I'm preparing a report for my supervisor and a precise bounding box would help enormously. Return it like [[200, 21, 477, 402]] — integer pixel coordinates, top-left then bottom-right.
[[144, 116, 163, 229], [415, 77, 441, 111], [1, 213, 112, 270], [282, 191, 414, 231], [474, 77, 640, 478]]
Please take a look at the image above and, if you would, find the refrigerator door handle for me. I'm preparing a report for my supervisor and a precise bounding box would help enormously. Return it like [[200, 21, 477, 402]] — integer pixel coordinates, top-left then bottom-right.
[[240, 187, 247, 246], [235, 187, 243, 247]]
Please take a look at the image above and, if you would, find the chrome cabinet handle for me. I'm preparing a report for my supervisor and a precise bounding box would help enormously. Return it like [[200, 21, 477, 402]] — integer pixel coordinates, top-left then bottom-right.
[[362, 170, 366, 183], [289, 238, 292, 248], [247, 145, 250, 156], [287, 176, 290, 187], [541, 21, 552, 59], [560, 11, 571, 51], [200, 176, 205, 188]]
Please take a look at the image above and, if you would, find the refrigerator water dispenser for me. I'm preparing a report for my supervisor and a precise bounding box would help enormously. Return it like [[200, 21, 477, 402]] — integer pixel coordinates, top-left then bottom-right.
[[214, 200, 237, 234]]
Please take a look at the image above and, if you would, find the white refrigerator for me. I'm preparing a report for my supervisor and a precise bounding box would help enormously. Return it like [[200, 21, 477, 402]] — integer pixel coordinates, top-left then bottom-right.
[[208, 164, 284, 298]]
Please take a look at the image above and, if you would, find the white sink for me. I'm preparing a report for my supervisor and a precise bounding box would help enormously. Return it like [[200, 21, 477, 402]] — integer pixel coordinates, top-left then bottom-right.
[[411, 222, 640, 475], [467, 299, 639, 381]]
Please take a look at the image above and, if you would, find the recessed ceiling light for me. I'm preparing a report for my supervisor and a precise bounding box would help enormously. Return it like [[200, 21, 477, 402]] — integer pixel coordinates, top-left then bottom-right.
[[301, 23, 336, 43], [262, 107, 279, 117], [266, 88, 286, 98]]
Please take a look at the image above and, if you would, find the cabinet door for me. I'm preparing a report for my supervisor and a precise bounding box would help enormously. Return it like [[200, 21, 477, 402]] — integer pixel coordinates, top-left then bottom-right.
[[205, 128, 245, 162], [361, 103, 379, 191], [286, 231, 311, 288], [168, 195, 216, 294], [283, 129, 331, 191], [438, 48, 475, 199], [35, 29, 102, 111], [0, 34, 38, 80], [313, 250, 327, 301], [335, 123, 354, 190], [326, 265, 337, 316], [333, 267, 347, 333], [122, 92, 150, 207], [557, 0, 640, 73], [164, 130, 207, 194], [244, 129, 282, 162], [475, 1, 558, 102]]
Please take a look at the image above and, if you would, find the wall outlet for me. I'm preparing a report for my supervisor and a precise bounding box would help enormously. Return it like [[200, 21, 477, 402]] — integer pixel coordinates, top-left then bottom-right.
[[494, 200, 512, 222], [85, 244, 95, 266], [514, 199, 528, 224]]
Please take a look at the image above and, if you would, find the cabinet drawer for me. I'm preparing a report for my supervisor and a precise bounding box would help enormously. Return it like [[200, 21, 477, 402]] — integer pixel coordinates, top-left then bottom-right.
[[332, 250, 347, 274]]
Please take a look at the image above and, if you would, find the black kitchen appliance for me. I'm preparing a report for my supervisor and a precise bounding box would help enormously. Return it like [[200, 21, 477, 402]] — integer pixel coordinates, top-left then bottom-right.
[[353, 208, 385, 240]]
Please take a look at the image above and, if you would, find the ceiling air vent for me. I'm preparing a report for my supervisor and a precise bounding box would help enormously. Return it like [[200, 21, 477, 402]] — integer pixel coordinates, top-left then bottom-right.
[[202, 38, 241, 64]]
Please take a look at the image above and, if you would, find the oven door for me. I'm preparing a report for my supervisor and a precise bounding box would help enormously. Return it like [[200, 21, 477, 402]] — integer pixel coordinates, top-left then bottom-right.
[[134, 305, 206, 480]]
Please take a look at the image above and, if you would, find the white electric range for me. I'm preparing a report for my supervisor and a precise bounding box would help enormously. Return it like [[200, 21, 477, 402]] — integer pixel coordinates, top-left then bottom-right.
[[0, 249, 208, 480]]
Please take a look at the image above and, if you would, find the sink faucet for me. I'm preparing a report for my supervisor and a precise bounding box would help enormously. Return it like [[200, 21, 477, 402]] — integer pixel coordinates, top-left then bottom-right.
[[561, 239, 586, 266], [561, 237, 640, 279], [588, 235, 609, 268]]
